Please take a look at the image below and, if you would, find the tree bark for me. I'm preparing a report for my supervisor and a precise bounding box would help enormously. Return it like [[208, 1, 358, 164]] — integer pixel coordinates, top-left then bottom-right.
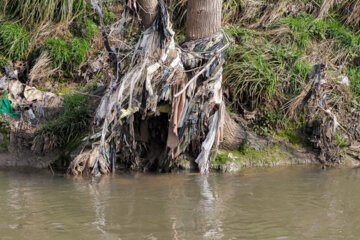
[[137, 0, 159, 27], [186, 0, 222, 40], [222, 111, 268, 150]]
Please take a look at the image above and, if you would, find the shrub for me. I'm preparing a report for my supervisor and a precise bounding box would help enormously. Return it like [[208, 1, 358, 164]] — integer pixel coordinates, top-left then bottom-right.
[[45, 36, 89, 69], [0, 22, 29, 60], [69, 38, 88, 66], [45, 37, 71, 67]]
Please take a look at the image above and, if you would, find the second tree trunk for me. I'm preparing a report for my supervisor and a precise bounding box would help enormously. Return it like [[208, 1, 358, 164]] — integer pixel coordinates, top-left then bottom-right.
[[186, 0, 222, 40]]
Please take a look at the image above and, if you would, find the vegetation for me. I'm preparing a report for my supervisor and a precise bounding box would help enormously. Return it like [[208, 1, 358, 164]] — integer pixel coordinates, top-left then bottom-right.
[[2, 0, 86, 25], [0, 116, 10, 150], [45, 37, 71, 67], [35, 94, 91, 151], [211, 145, 298, 172], [44, 21, 95, 69], [0, 22, 29, 60], [0, 0, 359, 170]]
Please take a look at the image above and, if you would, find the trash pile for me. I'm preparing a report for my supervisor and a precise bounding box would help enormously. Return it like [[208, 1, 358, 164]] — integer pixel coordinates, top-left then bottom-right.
[[289, 64, 360, 166], [69, 0, 229, 175], [0, 62, 62, 153]]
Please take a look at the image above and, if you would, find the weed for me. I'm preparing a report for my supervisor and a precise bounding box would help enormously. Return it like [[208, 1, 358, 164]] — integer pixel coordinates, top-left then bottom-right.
[[348, 66, 360, 98], [253, 111, 287, 136], [84, 19, 98, 41], [0, 22, 29, 60], [45, 37, 71, 67], [44, 36, 89, 69], [324, 19, 360, 54], [103, 10, 116, 25], [0, 56, 9, 69], [69, 38, 88, 66], [334, 130, 347, 148]]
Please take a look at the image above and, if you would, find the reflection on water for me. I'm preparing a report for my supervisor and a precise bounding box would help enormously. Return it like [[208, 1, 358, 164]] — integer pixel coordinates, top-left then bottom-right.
[[1, 166, 360, 239]]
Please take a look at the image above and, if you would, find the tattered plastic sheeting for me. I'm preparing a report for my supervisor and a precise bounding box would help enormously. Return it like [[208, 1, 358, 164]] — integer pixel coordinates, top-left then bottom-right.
[[195, 111, 219, 174], [70, 1, 227, 175]]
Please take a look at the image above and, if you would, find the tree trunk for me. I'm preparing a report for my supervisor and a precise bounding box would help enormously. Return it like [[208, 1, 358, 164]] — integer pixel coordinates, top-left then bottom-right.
[[222, 111, 268, 150], [137, 0, 159, 27], [186, 0, 222, 40]]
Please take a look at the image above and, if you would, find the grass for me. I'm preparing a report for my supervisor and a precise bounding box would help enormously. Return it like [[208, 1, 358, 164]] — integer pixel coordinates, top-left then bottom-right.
[[334, 130, 348, 148], [224, 12, 360, 109], [223, 26, 311, 105], [45, 37, 71, 67], [0, 22, 29, 60], [44, 34, 90, 69], [84, 19, 98, 41], [348, 66, 360, 98], [2, 0, 86, 25], [69, 38, 88, 66], [211, 145, 296, 171], [35, 93, 91, 150], [0, 56, 9, 69]]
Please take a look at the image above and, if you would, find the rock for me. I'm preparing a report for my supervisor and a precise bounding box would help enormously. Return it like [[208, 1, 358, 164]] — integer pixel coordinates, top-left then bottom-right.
[[224, 161, 240, 173], [0, 75, 9, 90]]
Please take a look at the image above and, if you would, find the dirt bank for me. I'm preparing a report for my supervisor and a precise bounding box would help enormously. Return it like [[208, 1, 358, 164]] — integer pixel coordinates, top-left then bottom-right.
[[0, 151, 55, 169]]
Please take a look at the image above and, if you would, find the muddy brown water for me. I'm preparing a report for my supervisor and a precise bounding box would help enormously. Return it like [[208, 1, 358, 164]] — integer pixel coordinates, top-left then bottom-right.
[[0, 166, 360, 240]]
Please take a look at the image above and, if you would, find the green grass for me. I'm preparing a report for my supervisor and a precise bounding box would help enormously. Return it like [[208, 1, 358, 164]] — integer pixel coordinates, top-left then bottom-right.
[[44, 35, 90, 69], [212, 145, 296, 170], [0, 56, 9, 69], [334, 130, 348, 148], [279, 14, 360, 54], [45, 37, 71, 67], [0, 22, 29, 60], [224, 13, 360, 109], [35, 93, 91, 148], [69, 38, 88, 66], [223, 26, 311, 105], [84, 19, 98, 41], [348, 66, 360, 98]]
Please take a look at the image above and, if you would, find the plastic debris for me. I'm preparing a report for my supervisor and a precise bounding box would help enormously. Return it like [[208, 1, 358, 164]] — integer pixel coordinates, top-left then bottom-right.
[[319, 93, 327, 106], [70, 1, 228, 175], [0, 92, 20, 117], [338, 75, 350, 86], [24, 86, 44, 102]]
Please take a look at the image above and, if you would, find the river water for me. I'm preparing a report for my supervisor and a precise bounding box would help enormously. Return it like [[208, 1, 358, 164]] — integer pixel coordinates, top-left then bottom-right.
[[0, 166, 359, 239]]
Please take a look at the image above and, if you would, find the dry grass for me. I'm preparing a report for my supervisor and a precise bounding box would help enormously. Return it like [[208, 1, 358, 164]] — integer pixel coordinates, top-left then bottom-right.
[[29, 51, 59, 86], [345, 1, 360, 28], [317, 0, 336, 19], [2, 0, 84, 25], [249, 1, 295, 28]]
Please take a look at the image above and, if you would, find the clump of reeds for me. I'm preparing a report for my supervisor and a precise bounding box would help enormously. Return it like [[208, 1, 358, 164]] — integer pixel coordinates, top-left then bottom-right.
[[2, 0, 86, 25]]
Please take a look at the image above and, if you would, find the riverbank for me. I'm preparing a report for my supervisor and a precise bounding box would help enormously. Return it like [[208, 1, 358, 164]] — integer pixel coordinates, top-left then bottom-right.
[[2, 139, 358, 174], [0, 151, 56, 169], [0, 0, 359, 174]]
